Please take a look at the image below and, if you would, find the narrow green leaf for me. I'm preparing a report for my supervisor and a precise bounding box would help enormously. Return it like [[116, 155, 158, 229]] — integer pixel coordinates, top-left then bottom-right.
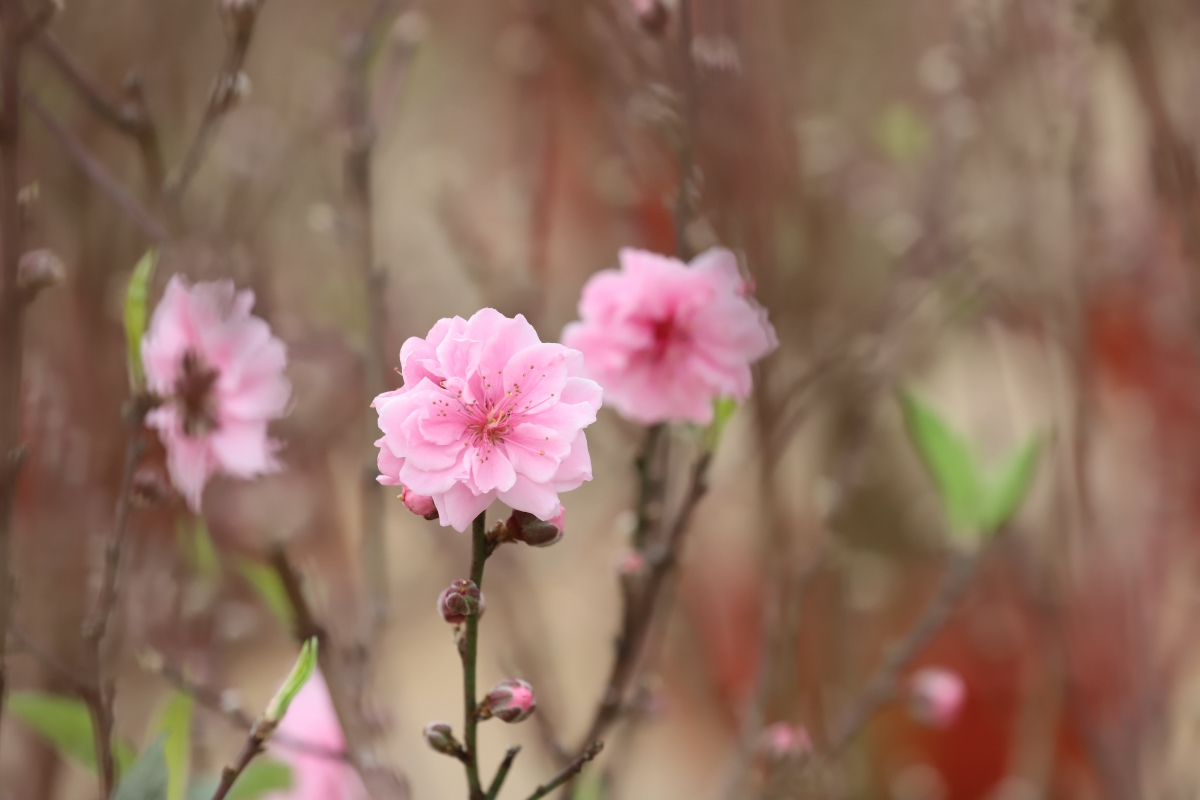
[[898, 391, 984, 537], [235, 557, 294, 631], [112, 735, 168, 800], [980, 435, 1041, 532], [705, 397, 738, 451], [151, 692, 193, 800], [265, 638, 318, 723], [124, 250, 158, 390], [9, 692, 101, 770]]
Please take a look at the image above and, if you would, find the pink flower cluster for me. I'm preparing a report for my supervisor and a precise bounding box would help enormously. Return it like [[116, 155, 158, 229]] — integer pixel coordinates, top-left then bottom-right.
[[562, 247, 777, 425], [373, 309, 602, 532], [142, 276, 291, 510]]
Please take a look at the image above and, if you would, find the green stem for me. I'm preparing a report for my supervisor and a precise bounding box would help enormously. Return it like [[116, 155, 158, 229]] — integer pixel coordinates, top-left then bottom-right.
[[461, 512, 490, 800], [484, 746, 520, 800]]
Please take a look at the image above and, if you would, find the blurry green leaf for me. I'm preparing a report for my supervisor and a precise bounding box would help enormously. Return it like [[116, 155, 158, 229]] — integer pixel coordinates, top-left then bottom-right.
[[705, 397, 738, 450], [187, 761, 291, 800], [980, 435, 1041, 532], [177, 517, 220, 583], [111, 735, 168, 800], [9, 692, 100, 770], [265, 637, 318, 723], [875, 104, 930, 164], [570, 767, 607, 800], [150, 693, 192, 800], [899, 391, 984, 537], [124, 250, 158, 390], [235, 557, 293, 631]]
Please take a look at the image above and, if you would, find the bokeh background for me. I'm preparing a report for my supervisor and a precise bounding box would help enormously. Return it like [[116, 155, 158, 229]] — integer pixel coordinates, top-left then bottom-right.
[[5, 0, 1200, 798]]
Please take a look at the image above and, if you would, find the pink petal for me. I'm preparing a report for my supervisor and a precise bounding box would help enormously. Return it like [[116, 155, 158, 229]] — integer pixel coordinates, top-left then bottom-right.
[[434, 482, 496, 531]]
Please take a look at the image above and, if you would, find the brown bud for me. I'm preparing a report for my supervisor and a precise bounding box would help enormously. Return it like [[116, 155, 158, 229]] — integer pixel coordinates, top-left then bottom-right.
[[17, 249, 65, 301], [438, 579, 484, 624]]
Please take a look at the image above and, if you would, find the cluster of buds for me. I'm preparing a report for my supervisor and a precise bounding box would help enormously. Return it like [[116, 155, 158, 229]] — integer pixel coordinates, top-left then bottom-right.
[[422, 721, 466, 760], [758, 722, 813, 761], [478, 679, 536, 724], [907, 667, 965, 728], [438, 579, 484, 625], [494, 508, 565, 548], [401, 487, 438, 520]]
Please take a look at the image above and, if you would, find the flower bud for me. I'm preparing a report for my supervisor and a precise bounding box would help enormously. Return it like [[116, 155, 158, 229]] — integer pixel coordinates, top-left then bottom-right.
[[17, 248, 65, 301], [401, 487, 438, 520], [615, 550, 646, 577], [907, 667, 965, 728], [218, 0, 261, 36], [758, 722, 812, 761], [631, 0, 668, 35], [504, 508, 564, 548], [479, 679, 536, 723], [438, 579, 484, 624], [422, 721, 462, 757]]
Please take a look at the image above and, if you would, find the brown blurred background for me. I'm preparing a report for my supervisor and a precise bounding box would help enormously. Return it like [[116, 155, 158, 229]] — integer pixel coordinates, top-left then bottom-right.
[[5, 0, 1200, 798]]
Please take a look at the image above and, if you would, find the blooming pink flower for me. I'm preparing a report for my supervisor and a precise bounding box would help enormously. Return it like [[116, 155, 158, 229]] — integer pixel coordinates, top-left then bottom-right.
[[562, 247, 777, 425], [264, 670, 365, 800], [373, 309, 602, 532], [142, 276, 290, 511], [907, 667, 966, 728]]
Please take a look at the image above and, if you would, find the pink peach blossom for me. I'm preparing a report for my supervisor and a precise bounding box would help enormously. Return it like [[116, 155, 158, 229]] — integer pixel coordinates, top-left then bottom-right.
[[264, 670, 365, 800], [908, 667, 966, 728], [141, 275, 290, 511], [562, 247, 777, 425], [373, 309, 602, 532]]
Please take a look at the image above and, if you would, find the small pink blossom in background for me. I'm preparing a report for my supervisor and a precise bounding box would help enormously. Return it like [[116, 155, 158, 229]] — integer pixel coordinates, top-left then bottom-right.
[[758, 722, 813, 760], [615, 550, 645, 576], [373, 309, 602, 531], [264, 670, 365, 800], [907, 667, 966, 728], [562, 247, 778, 425], [142, 275, 290, 510], [400, 487, 437, 519]]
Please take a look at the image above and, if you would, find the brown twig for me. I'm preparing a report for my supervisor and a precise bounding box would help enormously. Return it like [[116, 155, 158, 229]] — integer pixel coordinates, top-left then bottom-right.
[[527, 741, 603, 800], [673, 0, 698, 261], [23, 93, 170, 244], [269, 547, 410, 800], [209, 718, 276, 800], [33, 32, 165, 193], [0, 0, 26, 757], [827, 550, 979, 751], [484, 746, 521, 800]]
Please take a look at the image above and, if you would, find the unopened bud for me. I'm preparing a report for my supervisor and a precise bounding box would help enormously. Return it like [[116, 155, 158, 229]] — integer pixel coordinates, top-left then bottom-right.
[[422, 721, 462, 757], [130, 466, 170, 508], [401, 487, 438, 520], [17, 248, 65, 300], [615, 550, 645, 577], [504, 508, 564, 548], [758, 722, 812, 761], [479, 679, 536, 723], [631, 0, 668, 35], [218, 0, 261, 36], [907, 667, 965, 728], [438, 579, 484, 624]]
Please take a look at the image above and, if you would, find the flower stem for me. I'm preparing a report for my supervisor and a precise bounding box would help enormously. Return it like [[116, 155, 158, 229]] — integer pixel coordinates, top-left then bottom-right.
[[461, 511, 491, 800]]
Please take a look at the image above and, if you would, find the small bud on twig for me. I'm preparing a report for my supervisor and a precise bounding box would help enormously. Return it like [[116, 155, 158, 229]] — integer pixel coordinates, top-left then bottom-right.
[[479, 679, 536, 723], [503, 508, 565, 548], [16, 248, 65, 302], [217, 0, 261, 38], [401, 487, 438, 519], [422, 721, 466, 759], [438, 579, 484, 625]]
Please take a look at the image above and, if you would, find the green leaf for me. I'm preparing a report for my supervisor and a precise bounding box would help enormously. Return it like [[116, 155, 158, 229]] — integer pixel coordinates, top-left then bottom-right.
[[177, 517, 221, 582], [187, 761, 292, 800], [899, 391, 984, 537], [875, 104, 930, 165], [705, 397, 738, 451], [124, 250, 158, 390], [235, 557, 294, 631], [112, 735, 168, 800], [264, 638, 318, 724], [9, 692, 102, 771], [980, 435, 1041, 532], [150, 693, 193, 800]]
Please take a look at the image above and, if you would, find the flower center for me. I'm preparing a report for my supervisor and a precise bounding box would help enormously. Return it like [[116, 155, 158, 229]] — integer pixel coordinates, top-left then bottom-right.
[[470, 403, 511, 445], [176, 350, 220, 437], [648, 315, 687, 360]]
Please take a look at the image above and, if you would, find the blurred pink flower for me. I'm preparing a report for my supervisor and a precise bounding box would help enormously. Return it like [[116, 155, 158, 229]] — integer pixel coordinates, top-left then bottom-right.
[[758, 722, 813, 760], [908, 667, 966, 728], [373, 309, 602, 532], [265, 670, 364, 800], [142, 275, 290, 510], [562, 247, 777, 424]]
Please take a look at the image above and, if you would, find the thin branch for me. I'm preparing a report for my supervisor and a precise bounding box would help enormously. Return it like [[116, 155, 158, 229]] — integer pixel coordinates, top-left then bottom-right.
[[270, 548, 410, 800], [526, 741, 603, 800], [459, 512, 493, 800], [0, 0, 25, 757], [827, 550, 979, 751], [24, 93, 170, 243], [209, 718, 276, 800], [484, 746, 520, 800], [672, 0, 697, 260]]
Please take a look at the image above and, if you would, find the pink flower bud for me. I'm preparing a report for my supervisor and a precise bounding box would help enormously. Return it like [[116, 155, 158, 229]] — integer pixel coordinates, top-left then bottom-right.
[[758, 722, 813, 760], [479, 679, 536, 723], [907, 667, 965, 728], [402, 487, 438, 520], [631, 0, 668, 34], [504, 508, 564, 548], [422, 721, 462, 756], [438, 579, 484, 624], [615, 550, 646, 576]]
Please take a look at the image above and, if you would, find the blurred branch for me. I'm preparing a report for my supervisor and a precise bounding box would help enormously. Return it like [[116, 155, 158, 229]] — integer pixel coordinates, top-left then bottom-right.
[[0, 0, 25, 755], [672, 0, 697, 260], [827, 550, 980, 751], [527, 741, 603, 800], [484, 746, 521, 800], [33, 32, 165, 194], [209, 718, 275, 800], [24, 93, 170, 243], [269, 547, 410, 800], [169, 0, 265, 201]]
